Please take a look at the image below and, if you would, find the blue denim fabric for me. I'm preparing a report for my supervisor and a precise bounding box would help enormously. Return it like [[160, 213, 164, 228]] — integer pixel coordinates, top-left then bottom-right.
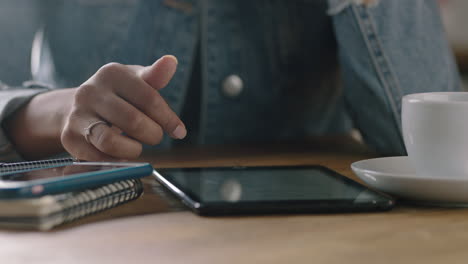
[[0, 0, 461, 158], [329, 0, 461, 154]]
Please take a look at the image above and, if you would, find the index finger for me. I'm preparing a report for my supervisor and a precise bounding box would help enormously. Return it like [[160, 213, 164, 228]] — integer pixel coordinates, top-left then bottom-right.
[[114, 71, 187, 140]]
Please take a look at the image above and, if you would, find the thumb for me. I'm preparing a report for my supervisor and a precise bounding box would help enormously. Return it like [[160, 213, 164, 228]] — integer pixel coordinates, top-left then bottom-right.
[[140, 55, 178, 90]]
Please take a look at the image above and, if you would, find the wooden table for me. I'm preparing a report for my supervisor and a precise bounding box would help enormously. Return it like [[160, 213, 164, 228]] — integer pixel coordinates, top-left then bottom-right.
[[3, 139, 468, 264]]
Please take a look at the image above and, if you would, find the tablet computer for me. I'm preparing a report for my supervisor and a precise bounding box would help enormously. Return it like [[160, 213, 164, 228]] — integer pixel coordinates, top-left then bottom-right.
[[0, 162, 153, 199], [154, 165, 395, 215]]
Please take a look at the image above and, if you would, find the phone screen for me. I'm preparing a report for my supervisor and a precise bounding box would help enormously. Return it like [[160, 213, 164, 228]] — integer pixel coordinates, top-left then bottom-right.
[[157, 166, 393, 213], [1, 165, 127, 182]]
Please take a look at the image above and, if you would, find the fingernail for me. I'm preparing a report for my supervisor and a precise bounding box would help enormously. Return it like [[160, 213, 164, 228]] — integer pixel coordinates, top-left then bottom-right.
[[172, 125, 187, 139], [164, 55, 178, 65]]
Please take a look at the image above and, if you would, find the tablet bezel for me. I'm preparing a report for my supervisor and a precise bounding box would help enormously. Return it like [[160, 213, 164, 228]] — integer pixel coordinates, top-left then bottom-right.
[[154, 165, 395, 215]]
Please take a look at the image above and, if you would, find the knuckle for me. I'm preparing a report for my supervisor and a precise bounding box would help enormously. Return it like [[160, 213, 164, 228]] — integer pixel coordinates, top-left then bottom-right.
[[128, 114, 146, 134], [149, 92, 163, 111], [74, 84, 96, 105], [166, 114, 178, 128], [138, 88, 159, 109], [60, 122, 88, 160], [149, 95, 178, 130], [60, 111, 81, 146], [148, 126, 164, 145], [162, 112, 179, 132], [98, 62, 126, 77], [60, 124, 74, 147], [67, 107, 84, 124]]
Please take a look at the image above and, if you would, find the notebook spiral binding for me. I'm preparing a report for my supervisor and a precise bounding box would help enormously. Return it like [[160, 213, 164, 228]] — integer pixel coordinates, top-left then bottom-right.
[[0, 158, 75, 174], [53, 179, 143, 228], [0, 158, 145, 230]]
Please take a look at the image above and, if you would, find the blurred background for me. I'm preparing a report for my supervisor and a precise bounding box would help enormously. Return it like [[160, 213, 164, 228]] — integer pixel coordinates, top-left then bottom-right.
[[440, 0, 468, 89], [0, 0, 467, 89]]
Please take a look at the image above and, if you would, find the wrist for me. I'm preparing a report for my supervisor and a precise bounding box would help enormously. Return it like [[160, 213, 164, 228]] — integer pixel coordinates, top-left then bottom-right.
[[5, 88, 76, 159]]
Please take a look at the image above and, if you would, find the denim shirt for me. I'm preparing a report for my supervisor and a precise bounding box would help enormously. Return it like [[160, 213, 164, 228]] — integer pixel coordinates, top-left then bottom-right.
[[0, 0, 461, 160]]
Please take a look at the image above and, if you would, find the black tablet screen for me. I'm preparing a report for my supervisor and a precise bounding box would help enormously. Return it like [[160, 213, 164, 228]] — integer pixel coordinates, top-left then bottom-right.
[[158, 166, 390, 204]]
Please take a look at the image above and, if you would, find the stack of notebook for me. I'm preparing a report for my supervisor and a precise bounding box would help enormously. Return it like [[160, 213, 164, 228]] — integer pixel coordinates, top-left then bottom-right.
[[0, 158, 144, 230]]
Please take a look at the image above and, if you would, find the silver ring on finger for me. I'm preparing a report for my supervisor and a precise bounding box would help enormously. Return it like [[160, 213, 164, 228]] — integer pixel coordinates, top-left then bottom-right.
[[84, 120, 110, 144]]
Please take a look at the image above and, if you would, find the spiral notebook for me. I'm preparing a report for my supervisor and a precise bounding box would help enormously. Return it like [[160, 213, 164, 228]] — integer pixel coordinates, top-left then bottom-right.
[[0, 157, 76, 174], [0, 158, 144, 230]]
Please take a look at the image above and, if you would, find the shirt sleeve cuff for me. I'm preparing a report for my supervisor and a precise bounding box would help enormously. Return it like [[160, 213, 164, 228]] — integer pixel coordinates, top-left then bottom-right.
[[0, 87, 50, 161]]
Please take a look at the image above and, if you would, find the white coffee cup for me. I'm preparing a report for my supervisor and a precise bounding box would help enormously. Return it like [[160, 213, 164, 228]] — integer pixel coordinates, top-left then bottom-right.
[[402, 92, 468, 178]]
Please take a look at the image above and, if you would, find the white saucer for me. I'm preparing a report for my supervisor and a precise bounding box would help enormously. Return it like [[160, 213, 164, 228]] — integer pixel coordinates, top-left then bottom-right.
[[351, 156, 468, 205]]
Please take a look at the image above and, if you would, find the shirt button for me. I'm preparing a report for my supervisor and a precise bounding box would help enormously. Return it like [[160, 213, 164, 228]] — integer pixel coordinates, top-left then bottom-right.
[[222, 74, 244, 98]]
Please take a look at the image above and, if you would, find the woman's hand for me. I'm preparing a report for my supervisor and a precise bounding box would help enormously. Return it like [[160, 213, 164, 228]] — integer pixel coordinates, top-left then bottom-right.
[[6, 55, 185, 161], [60, 55, 186, 161]]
